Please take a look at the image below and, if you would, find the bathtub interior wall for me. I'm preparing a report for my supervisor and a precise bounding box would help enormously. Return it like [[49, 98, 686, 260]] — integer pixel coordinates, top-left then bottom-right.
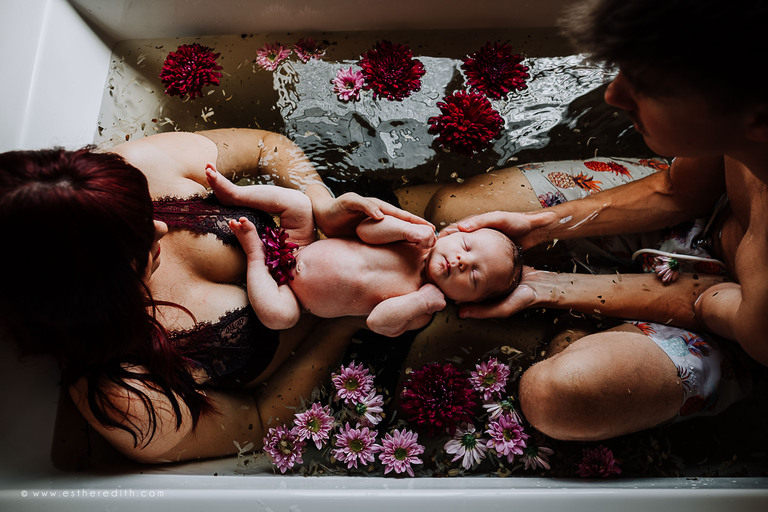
[[3, 1, 768, 511]]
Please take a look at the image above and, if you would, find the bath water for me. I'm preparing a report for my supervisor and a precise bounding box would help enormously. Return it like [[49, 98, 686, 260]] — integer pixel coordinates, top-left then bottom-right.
[[85, 29, 768, 479]]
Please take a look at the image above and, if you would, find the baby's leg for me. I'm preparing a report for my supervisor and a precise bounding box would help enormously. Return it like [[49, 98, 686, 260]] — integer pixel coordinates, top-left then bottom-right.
[[228, 217, 265, 262]]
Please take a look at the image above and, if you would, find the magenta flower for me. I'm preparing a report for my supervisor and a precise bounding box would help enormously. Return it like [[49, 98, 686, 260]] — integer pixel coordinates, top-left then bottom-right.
[[400, 363, 478, 436], [293, 403, 335, 449], [522, 444, 554, 471], [332, 67, 365, 101], [428, 91, 504, 154], [359, 41, 426, 101], [444, 423, 487, 470], [259, 225, 298, 286], [294, 38, 326, 62], [654, 255, 680, 284], [263, 424, 306, 473], [469, 358, 511, 401], [576, 445, 622, 478], [332, 422, 380, 470], [462, 41, 529, 100], [332, 361, 375, 405], [159, 43, 223, 99], [377, 429, 424, 477], [485, 413, 529, 464], [256, 42, 292, 71], [351, 390, 385, 427]]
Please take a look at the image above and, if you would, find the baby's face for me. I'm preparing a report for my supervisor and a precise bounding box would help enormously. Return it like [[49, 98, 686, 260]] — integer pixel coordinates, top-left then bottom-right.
[[425, 228, 516, 302]]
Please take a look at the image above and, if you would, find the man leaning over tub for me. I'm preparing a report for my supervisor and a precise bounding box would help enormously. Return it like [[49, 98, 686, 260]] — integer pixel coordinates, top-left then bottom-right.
[[407, 0, 768, 441]]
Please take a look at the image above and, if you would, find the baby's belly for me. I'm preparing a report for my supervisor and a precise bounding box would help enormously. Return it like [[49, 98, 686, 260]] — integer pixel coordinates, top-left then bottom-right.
[[290, 265, 374, 318]]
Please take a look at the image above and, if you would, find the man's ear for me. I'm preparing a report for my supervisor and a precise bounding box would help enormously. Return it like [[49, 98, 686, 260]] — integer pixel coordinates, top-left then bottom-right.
[[745, 103, 768, 142]]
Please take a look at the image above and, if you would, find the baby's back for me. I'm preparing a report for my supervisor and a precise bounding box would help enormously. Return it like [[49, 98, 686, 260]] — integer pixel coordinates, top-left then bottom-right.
[[290, 238, 426, 318]]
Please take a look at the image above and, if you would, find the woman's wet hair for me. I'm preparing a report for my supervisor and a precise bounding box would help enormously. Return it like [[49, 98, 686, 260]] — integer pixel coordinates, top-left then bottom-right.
[[560, 0, 768, 108], [0, 148, 210, 447]]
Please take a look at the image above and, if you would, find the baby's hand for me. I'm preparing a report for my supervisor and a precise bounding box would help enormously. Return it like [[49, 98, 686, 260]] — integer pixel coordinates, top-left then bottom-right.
[[404, 223, 437, 249], [228, 217, 266, 264]]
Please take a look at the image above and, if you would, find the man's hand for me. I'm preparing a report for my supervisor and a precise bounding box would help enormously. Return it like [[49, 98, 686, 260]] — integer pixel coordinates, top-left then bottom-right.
[[440, 210, 557, 248], [458, 266, 553, 319]]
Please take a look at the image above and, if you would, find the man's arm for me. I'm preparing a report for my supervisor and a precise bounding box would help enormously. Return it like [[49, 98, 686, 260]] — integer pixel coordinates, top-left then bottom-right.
[[366, 284, 446, 337]]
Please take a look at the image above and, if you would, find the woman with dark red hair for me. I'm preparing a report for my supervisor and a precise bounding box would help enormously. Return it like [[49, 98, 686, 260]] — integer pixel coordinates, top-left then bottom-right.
[[0, 128, 423, 463]]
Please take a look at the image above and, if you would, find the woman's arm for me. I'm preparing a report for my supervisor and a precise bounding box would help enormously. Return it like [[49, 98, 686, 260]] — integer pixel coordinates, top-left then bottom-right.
[[460, 266, 729, 329], [70, 318, 360, 463]]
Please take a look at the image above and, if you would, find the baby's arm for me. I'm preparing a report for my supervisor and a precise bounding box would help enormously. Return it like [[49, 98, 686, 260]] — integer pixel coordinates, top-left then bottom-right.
[[206, 165, 316, 247], [229, 217, 302, 330], [366, 284, 446, 337], [356, 215, 436, 249]]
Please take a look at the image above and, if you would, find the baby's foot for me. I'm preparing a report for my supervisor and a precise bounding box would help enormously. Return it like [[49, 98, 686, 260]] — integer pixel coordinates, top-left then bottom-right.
[[228, 217, 265, 262], [205, 164, 241, 205]]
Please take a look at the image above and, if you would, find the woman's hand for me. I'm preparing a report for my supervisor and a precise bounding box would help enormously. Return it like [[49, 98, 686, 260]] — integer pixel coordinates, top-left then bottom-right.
[[441, 210, 557, 248], [311, 190, 434, 238], [458, 266, 556, 319]]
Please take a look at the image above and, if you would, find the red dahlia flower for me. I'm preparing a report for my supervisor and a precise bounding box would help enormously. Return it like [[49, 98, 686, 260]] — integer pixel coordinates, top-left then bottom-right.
[[428, 91, 504, 154], [359, 41, 426, 101], [259, 226, 298, 285], [159, 43, 223, 99], [400, 362, 478, 436], [462, 42, 529, 100]]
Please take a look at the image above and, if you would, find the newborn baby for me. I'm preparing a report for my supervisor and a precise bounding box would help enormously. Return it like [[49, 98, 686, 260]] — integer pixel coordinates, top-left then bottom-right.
[[208, 169, 521, 337]]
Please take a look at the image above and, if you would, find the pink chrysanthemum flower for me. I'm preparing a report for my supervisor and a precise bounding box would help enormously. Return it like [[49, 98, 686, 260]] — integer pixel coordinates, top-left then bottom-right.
[[293, 403, 335, 450], [294, 38, 326, 62], [332, 422, 380, 470], [359, 40, 426, 101], [576, 445, 622, 478], [461, 41, 529, 100], [351, 390, 385, 427], [159, 43, 223, 99], [444, 423, 487, 470], [522, 444, 554, 471], [482, 396, 523, 423], [256, 42, 292, 71], [332, 67, 365, 101], [377, 429, 424, 477], [263, 424, 306, 474], [400, 362, 478, 436], [469, 358, 511, 401], [428, 90, 504, 154], [654, 255, 680, 283], [485, 413, 529, 464], [259, 226, 298, 286], [331, 361, 375, 405]]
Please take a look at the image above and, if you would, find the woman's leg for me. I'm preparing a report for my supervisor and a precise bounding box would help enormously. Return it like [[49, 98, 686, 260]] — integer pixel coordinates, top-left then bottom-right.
[[519, 323, 683, 441]]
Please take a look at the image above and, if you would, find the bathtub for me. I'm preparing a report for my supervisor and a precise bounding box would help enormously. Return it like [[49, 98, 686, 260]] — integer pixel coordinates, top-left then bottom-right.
[[1, 1, 767, 510]]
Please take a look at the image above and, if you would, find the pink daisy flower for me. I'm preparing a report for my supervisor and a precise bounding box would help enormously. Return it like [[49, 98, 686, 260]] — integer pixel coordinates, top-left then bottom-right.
[[377, 429, 424, 477], [332, 361, 374, 405], [485, 413, 529, 464], [522, 444, 554, 471], [482, 396, 522, 423], [293, 403, 335, 449], [294, 38, 326, 62], [263, 424, 306, 474], [654, 255, 680, 283], [332, 67, 365, 101], [469, 358, 511, 401], [351, 390, 385, 427], [256, 42, 291, 71], [444, 423, 487, 470], [576, 445, 622, 478], [332, 422, 380, 470]]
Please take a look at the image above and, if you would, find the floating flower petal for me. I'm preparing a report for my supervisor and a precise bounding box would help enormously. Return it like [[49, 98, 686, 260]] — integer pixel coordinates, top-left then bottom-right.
[[159, 43, 223, 99], [428, 91, 504, 154], [359, 41, 425, 101], [462, 41, 529, 99]]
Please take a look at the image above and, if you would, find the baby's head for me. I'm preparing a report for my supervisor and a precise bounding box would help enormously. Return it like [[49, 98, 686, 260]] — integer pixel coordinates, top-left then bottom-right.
[[425, 228, 521, 303]]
